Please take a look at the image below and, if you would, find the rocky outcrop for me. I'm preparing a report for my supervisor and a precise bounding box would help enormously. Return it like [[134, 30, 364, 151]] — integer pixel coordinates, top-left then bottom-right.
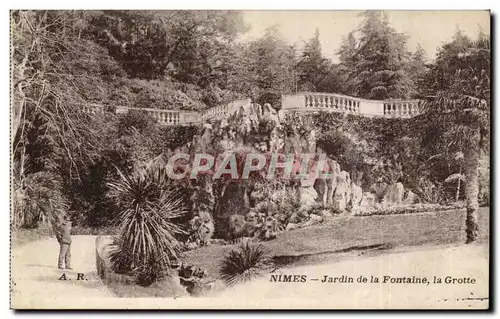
[[350, 183, 363, 210], [298, 184, 318, 210], [187, 210, 215, 248], [313, 158, 340, 206], [383, 182, 405, 206], [359, 192, 376, 210], [403, 190, 418, 204], [334, 171, 352, 211], [371, 180, 389, 203]]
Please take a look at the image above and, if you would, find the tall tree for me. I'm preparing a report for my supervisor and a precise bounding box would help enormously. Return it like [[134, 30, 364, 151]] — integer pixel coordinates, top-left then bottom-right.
[[339, 11, 415, 99], [420, 30, 490, 243], [408, 44, 429, 97], [337, 31, 358, 95], [11, 10, 121, 227], [90, 10, 247, 83], [245, 26, 297, 107], [297, 28, 331, 92]]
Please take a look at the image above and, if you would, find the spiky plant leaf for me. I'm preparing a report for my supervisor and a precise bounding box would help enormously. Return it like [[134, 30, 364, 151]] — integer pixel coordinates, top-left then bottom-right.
[[219, 242, 269, 286], [107, 166, 187, 286]]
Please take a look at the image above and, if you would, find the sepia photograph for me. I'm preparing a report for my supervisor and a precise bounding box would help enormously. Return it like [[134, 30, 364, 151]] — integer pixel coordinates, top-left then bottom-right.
[[9, 9, 491, 310]]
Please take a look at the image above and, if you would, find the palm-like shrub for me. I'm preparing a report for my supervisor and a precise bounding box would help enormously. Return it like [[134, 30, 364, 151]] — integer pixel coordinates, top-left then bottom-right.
[[219, 242, 269, 286], [107, 166, 187, 286]]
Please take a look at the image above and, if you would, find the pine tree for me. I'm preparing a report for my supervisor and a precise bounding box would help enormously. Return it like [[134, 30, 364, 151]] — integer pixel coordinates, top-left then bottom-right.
[[339, 11, 415, 99], [297, 28, 330, 92]]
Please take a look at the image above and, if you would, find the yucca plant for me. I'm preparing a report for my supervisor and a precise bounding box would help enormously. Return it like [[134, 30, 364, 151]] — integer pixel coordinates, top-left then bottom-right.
[[219, 242, 269, 286], [107, 166, 187, 286]]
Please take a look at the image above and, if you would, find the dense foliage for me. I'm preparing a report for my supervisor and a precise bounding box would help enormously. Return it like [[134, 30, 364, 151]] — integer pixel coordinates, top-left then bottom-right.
[[219, 242, 269, 286], [107, 166, 187, 286]]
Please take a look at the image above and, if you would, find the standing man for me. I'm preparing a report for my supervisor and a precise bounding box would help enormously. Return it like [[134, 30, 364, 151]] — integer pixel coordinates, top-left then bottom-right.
[[55, 215, 72, 270]]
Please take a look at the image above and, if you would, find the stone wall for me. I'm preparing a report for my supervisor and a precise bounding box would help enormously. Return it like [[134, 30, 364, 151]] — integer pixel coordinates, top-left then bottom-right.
[[95, 236, 136, 286]]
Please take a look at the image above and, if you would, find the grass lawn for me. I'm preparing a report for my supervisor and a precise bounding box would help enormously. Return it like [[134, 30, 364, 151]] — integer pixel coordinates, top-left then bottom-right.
[[182, 207, 490, 281]]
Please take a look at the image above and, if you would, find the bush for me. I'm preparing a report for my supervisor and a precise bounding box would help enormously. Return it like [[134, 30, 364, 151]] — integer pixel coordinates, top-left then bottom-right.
[[219, 241, 270, 286], [12, 171, 67, 230], [107, 166, 187, 286]]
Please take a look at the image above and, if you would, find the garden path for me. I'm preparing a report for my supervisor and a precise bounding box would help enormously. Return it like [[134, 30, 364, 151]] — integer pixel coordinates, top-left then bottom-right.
[[11, 235, 114, 309]]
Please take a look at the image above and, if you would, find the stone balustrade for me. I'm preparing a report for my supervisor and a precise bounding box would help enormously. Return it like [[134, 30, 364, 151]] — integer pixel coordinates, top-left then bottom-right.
[[94, 104, 202, 126], [304, 93, 361, 113], [83, 103, 104, 115], [200, 98, 252, 121], [383, 100, 421, 118], [141, 108, 182, 125], [84, 93, 421, 126], [281, 93, 421, 118]]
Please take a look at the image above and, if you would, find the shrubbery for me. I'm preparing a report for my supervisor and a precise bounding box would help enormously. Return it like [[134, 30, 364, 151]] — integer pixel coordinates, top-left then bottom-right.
[[107, 166, 187, 286], [219, 241, 270, 286]]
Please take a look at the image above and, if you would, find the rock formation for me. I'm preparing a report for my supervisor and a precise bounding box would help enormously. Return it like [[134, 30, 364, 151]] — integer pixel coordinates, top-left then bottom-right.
[[383, 182, 405, 206]]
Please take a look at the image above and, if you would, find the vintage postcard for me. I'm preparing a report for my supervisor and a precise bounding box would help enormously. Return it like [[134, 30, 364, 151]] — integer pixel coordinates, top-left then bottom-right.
[[10, 10, 490, 309]]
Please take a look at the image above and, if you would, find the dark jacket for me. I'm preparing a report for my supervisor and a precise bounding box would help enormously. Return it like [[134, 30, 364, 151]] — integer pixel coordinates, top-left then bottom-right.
[[56, 221, 72, 244]]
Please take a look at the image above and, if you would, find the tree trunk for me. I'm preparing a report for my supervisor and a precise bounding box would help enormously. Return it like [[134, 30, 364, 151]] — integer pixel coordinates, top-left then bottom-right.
[[455, 167, 461, 202], [464, 129, 480, 244]]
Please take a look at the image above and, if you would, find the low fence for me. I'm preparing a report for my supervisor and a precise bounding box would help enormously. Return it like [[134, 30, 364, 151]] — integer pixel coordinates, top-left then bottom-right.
[[281, 92, 421, 118], [83, 93, 422, 127], [200, 98, 252, 121]]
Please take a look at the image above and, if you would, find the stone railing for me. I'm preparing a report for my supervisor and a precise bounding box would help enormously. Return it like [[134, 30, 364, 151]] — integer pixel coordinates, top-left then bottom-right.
[[281, 93, 421, 118], [91, 104, 202, 126], [83, 103, 105, 115], [200, 98, 252, 121], [84, 93, 421, 126], [382, 100, 421, 118], [133, 107, 201, 125]]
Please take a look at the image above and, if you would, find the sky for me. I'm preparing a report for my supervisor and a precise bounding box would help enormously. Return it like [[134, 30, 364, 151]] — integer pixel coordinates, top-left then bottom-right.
[[238, 10, 490, 63]]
